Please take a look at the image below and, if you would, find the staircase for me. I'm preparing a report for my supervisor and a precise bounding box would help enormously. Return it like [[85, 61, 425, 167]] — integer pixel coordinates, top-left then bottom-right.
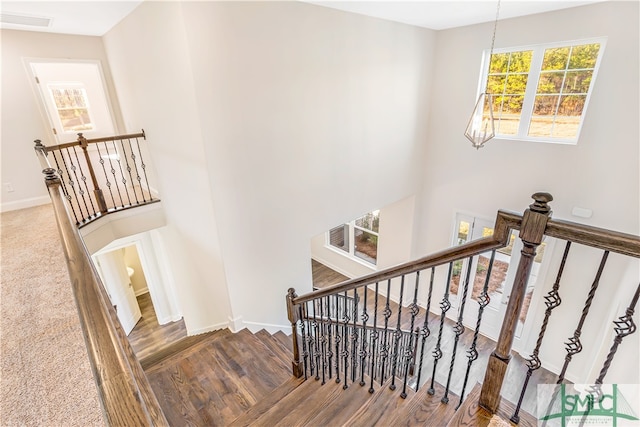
[[142, 328, 536, 426]]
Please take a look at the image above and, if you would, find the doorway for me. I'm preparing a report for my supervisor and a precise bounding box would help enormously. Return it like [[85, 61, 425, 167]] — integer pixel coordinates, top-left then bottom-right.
[[449, 213, 553, 351], [26, 59, 117, 143]]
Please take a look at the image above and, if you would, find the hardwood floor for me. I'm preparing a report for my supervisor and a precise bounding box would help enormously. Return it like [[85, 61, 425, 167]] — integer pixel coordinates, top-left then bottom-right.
[[127, 292, 187, 361]]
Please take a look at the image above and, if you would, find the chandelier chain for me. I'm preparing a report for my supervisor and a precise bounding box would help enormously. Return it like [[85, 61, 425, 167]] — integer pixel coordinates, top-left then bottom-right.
[[489, 0, 501, 59]]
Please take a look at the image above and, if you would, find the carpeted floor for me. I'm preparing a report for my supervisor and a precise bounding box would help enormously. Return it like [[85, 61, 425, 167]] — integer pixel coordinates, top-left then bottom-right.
[[1, 203, 103, 426]]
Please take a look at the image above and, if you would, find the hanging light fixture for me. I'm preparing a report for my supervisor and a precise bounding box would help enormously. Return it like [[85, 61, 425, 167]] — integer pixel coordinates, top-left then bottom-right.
[[464, 0, 501, 149]]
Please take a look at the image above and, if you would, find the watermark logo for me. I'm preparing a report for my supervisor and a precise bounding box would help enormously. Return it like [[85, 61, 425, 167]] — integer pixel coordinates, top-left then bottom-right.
[[537, 384, 639, 426]]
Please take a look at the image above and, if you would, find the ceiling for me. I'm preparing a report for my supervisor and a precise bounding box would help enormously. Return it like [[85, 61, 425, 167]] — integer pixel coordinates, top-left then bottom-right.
[[0, 0, 605, 36]]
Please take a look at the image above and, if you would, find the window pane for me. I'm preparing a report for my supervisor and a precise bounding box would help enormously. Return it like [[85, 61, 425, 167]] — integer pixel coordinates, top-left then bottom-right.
[[505, 74, 528, 94], [355, 210, 379, 233], [50, 86, 94, 132], [537, 71, 565, 94], [457, 221, 470, 245], [489, 53, 510, 73], [495, 95, 524, 135], [507, 51, 533, 73], [329, 224, 349, 252], [542, 47, 570, 71], [487, 75, 506, 94], [568, 43, 600, 69], [354, 229, 377, 264], [562, 70, 593, 93], [529, 95, 559, 137]]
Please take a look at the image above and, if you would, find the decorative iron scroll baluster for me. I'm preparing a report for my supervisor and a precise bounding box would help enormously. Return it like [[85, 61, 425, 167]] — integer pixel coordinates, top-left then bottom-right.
[[416, 268, 435, 391], [126, 138, 146, 203], [122, 139, 140, 205], [70, 147, 97, 219], [312, 299, 320, 380], [369, 282, 380, 393], [95, 142, 117, 209], [510, 242, 570, 423], [111, 140, 132, 206], [595, 281, 640, 385], [351, 289, 358, 383], [134, 134, 152, 202], [380, 279, 392, 386], [319, 296, 326, 384], [390, 275, 405, 391], [442, 256, 473, 404], [401, 271, 421, 399], [429, 263, 454, 395], [326, 295, 333, 380], [103, 142, 125, 208], [342, 290, 350, 389], [557, 250, 609, 384], [50, 151, 80, 224], [334, 296, 341, 383], [458, 250, 496, 409], [359, 286, 369, 386], [298, 305, 309, 380]]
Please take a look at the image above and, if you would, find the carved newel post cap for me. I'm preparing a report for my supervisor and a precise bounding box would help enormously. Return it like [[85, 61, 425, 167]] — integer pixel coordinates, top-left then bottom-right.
[[34, 139, 43, 147], [42, 168, 57, 181], [529, 192, 553, 214], [287, 288, 297, 298]]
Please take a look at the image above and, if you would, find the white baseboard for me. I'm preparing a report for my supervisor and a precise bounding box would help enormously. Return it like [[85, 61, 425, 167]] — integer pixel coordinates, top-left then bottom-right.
[[187, 320, 230, 336], [228, 316, 244, 333], [242, 320, 292, 335], [134, 288, 149, 297], [1, 196, 51, 213]]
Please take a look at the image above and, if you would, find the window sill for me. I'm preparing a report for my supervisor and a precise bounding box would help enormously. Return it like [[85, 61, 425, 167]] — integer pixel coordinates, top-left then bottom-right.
[[325, 245, 378, 271]]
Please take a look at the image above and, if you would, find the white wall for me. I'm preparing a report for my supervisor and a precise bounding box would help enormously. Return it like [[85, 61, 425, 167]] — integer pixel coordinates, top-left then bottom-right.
[[103, 2, 233, 334], [178, 1, 434, 331], [416, 1, 639, 383], [0, 30, 122, 212]]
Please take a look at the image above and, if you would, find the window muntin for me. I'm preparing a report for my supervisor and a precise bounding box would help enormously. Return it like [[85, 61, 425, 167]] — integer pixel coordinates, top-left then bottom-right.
[[479, 39, 605, 144], [328, 210, 380, 266]]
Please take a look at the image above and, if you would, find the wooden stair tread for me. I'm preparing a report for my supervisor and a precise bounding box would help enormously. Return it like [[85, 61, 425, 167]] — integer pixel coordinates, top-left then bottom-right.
[[385, 379, 457, 427], [229, 376, 305, 426], [273, 331, 294, 352], [140, 328, 230, 370], [345, 379, 418, 427], [446, 383, 537, 427], [254, 329, 292, 367]]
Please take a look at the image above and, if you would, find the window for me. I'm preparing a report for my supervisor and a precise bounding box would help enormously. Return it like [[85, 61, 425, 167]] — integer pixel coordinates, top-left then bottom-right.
[[328, 210, 380, 265], [49, 84, 94, 132], [479, 38, 606, 143]]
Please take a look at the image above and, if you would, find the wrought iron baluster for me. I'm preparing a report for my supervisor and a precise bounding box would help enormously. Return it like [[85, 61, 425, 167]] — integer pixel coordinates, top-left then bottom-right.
[[359, 286, 369, 386], [298, 305, 309, 380], [458, 250, 496, 409], [134, 134, 151, 201], [94, 142, 117, 208], [401, 271, 421, 399], [334, 294, 341, 384], [326, 295, 333, 380], [126, 137, 145, 202], [312, 299, 320, 380], [369, 282, 380, 393], [416, 267, 435, 391], [390, 275, 405, 391], [67, 147, 94, 220], [342, 291, 350, 389], [51, 151, 80, 224], [595, 281, 640, 385], [319, 296, 327, 384], [122, 139, 140, 204], [114, 139, 132, 206], [351, 289, 359, 383], [429, 262, 454, 395], [72, 146, 98, 217], [510, 242, 570, 423], [442, 256, 473, 404], [380, 279, 392, 386], [557, 250, 609, 384], [103, 141, 125, 208]]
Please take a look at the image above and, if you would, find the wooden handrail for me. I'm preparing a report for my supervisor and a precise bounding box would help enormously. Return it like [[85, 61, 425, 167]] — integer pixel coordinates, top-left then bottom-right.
[[42, 130, 146, 153], [42, 168, 169, 426], [293, 209, 523, 305]]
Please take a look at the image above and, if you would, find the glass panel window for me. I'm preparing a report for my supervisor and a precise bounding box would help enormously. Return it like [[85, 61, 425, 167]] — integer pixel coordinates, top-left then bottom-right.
[[329, 225, 349, 252], [478, 39, 605, 144], [49, 85, 94, 132]]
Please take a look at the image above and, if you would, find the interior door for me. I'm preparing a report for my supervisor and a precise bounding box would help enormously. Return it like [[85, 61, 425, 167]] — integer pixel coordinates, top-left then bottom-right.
[[449, 214, 551, 344], [27, 60, 116, 143]]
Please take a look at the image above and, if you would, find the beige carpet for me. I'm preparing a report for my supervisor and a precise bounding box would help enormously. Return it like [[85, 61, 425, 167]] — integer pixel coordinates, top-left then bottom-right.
[[1, 203, 103, 426]]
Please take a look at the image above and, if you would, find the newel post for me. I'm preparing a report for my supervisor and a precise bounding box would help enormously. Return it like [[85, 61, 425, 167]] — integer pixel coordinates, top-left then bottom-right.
[[78, 133, 108, 213], [286, 288, 303, 378], [479, 192, 553, 413]]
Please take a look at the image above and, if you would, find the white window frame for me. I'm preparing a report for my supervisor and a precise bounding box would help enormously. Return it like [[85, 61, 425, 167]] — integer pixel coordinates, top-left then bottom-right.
[[476, 37, 607, 145], [327, 211, 380, 267]]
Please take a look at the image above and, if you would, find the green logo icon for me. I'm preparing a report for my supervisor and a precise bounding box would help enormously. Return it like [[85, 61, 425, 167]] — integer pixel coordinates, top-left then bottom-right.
[[537, 384, 639, 426]]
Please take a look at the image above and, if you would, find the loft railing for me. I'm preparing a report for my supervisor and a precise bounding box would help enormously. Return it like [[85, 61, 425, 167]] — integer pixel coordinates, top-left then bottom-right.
[[40, 167, 168, 426], [286, 193, 640, 421], [33, 131, 159, 226]]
